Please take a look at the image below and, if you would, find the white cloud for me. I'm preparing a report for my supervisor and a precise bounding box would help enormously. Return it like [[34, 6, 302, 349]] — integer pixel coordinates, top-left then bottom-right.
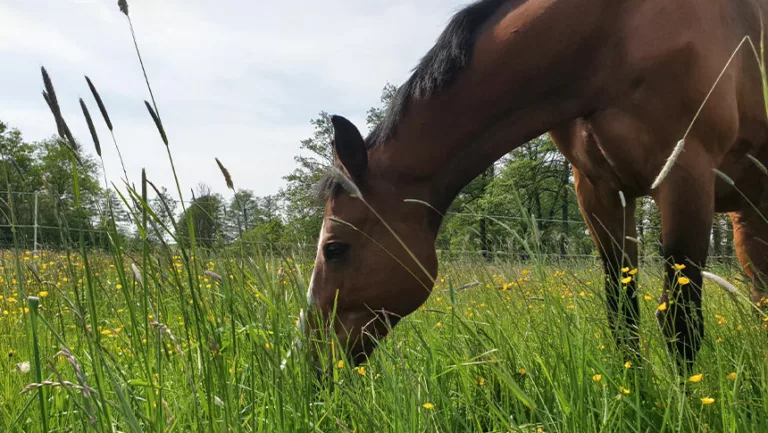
[[0, 0, 469, 198]]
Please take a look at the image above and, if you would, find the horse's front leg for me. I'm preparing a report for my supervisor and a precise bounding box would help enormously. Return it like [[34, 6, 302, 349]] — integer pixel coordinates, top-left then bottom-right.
[[653, 141, 715, 373], [573, 168, 641, 362]]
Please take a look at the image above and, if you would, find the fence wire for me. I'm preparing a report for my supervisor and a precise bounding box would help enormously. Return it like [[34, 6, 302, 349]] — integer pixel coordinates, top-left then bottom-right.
[[0, 190, 739, 261]]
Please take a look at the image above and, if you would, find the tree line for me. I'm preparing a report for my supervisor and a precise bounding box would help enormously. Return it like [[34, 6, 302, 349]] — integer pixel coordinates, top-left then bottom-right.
[[0, 84, 734, 258]]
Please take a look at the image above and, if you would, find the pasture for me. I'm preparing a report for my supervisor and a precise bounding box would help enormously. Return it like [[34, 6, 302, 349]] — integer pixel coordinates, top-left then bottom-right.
[[2, 249, 767, 432], [3, 0, 768, 432]]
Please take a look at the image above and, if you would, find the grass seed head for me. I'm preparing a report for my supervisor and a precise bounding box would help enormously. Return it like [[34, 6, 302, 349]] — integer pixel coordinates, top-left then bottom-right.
[[79, 98, 101, 157], [144, 100, 168, 146], [215, 158, 234, 190], [85, 76, 113, 131]]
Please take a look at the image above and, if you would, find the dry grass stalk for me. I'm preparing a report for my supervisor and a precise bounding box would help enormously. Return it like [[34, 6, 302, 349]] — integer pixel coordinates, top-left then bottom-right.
[[204, 270, 222, 282], [118, 0, 129, 16], [131, 263, 143, 287], [215, 158, 234, 190], [747, 154, 768, 175], [79, 98, 101, 157], [48, 360, 98, 426], [150, 321, 185, 357]]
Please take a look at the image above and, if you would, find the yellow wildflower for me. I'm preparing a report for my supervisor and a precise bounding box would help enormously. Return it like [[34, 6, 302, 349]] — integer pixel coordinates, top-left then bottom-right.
[[657, 302, 668, 312], [436, 322, 442, 329], [620, 386, 631, 395], [674, 263, 686, 271], [678, 277, 690, 285], [621, 277, 632, 284], [628, 268, 638, 275], [477, 376, 485, 386], [38, 291, 49, 298], [624, 361, 632, 369], [592, 374, 602, 382], [688, 373, 703, 383], [422, 402, 435, 409], [518, 368, 526, 375], [644, 295, 652, 301], [337, 360, 344, 369], [621, 267, 630, 273], [357, 367, 366, 376], [700, 397, 715, 405], [727, 372, 737, 381]]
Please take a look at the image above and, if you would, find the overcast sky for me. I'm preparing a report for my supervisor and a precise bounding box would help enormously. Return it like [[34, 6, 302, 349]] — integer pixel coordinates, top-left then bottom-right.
[[0, 0, 469, 199]]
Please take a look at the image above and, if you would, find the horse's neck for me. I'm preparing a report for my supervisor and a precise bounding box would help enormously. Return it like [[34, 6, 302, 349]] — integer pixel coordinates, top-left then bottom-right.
[[375, 0, 610, 211]]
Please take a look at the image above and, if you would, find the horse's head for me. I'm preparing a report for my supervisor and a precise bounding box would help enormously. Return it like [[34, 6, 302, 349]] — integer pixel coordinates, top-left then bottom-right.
[[304, 115, 438, 366]]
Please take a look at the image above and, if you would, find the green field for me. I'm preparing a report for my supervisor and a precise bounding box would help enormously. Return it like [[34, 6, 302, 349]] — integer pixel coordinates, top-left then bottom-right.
[[2, 249, 767, 432], [2, 3, 768, 431]]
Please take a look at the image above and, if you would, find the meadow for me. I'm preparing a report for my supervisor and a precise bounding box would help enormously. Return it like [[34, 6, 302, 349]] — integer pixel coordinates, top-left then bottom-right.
[[2, 248, 767, 432], [2, 2, 768, 432]]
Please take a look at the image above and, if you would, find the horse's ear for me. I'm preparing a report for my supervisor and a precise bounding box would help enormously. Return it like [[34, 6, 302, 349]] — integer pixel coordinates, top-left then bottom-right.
[[331, 115, 368, 179]]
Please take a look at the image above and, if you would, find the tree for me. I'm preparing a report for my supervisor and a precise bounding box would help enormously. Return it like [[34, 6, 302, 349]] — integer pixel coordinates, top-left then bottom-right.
[[279, 85, 399, 242], [366, 83, 398, 129], [176, 184, 225, 248], [1, 121, 103, 249], [0, 122, 44, 246], [92, 189, 131, 249], [227, 189, 259, 239], [36, 137, 103, 247], [279, 112, 335, 241], [147, 186, 178, 243], [438, 136, 586, 258]]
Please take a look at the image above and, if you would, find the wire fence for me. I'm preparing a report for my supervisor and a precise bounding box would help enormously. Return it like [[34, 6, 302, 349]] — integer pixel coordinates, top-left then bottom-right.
[[0, 190, 739, 263]]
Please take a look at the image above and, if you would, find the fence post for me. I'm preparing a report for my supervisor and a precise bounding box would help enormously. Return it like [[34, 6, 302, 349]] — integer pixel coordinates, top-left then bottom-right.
[[33, 191, 39, 252]]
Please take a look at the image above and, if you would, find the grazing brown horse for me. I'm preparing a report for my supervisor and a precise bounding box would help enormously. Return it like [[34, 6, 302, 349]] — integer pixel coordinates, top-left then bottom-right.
[[306, 0, 768, 368]]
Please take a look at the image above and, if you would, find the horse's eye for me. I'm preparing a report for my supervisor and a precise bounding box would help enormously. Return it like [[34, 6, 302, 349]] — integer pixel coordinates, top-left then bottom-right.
[[323, 242, 349, 263]]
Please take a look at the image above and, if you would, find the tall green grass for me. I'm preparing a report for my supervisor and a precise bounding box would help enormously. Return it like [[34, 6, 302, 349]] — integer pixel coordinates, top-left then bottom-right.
[[2, 2, 768, 432], [2, 251, 768, 432]]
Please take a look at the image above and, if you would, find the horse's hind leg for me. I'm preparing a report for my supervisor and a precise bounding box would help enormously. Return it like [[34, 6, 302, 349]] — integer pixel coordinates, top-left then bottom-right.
[[653, 144, 715, 371], [573, 168, 640, 361], [730, 209, 768, 313]]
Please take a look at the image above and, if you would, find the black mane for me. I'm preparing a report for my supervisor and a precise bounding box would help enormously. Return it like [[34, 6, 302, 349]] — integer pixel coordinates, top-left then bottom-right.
[[317, 0, 508, 201], [365, 0, 508, 148]]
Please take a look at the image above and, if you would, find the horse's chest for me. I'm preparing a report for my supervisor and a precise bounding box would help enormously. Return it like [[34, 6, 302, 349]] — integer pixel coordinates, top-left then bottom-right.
[[554, 113, 661, 196]]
